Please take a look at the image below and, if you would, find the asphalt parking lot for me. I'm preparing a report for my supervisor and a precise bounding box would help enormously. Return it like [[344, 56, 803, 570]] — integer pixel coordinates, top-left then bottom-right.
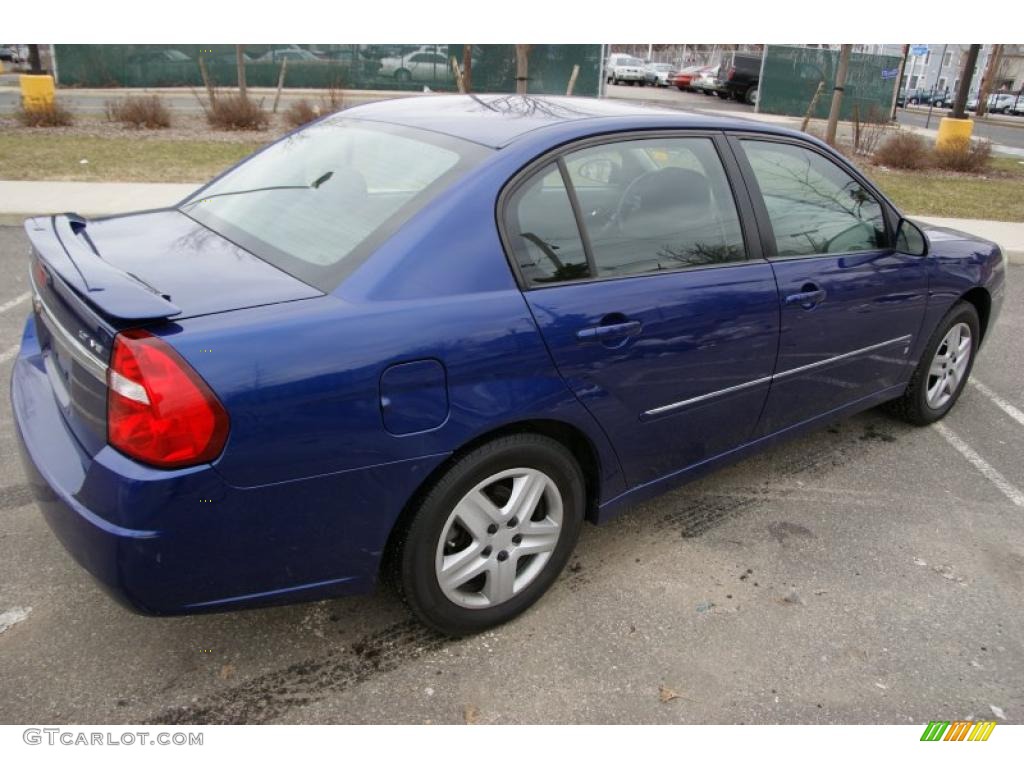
[[0, 224, 1022, 725]]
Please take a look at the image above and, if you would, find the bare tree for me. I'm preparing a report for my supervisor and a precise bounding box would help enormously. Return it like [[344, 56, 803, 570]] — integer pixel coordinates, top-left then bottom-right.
[[825, 44, 852, 146], [462, 45, 473, 93], [27, 44, 42, 74], [236, 45, 247, 98], [975, 44, 1003, 118], [515, 45, 532, 95], [951, 45, 981, 119]]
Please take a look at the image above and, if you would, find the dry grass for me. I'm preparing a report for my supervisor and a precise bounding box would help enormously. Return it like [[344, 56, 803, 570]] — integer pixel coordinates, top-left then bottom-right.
[[205, 94, 269, 131], [865, 157, 1024, 222], [283, 99, 321, 128], [0, 133, 262, 182], [105, 95, 172, 129], [283, 87, 345, 129], [874, 132, 932, 171], [933, 137, 993, 173], [16, 100, 74, 127]]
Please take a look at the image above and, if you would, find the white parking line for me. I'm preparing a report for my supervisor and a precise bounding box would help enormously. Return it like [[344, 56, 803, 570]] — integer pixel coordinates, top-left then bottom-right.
[[933, 421, 1024, 508], [970, 379, 1024, 429], [0, 292, 30, 315], [0, 344, 19, 364]]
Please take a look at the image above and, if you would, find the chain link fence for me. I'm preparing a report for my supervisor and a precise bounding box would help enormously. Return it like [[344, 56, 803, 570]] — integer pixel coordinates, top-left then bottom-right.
[[758, 45, 903, 121], [52, 44, 602, 97]]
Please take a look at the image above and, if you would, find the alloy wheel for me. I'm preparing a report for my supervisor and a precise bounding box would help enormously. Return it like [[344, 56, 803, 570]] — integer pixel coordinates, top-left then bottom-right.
[[435, 468, 563, 609], [926, 322, 972, 409]]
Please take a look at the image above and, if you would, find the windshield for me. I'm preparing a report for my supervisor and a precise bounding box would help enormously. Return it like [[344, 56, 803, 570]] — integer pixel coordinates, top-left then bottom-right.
[[181, 117, 489, 290], [626, 58, 643, 66]]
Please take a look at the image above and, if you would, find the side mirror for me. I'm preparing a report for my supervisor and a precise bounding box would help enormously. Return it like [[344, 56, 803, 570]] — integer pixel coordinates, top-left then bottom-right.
[[896, 218, 928, 257], [577, 158, 615, 185]]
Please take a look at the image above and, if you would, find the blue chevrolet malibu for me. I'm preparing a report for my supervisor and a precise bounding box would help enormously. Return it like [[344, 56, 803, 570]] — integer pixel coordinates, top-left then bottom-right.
[[12, 95, 1005, 635]]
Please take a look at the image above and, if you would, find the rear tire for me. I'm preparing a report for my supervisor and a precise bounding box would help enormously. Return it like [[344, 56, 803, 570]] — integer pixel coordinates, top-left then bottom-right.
[[395, 434, 585, 636], [888, 301, 980, 426]]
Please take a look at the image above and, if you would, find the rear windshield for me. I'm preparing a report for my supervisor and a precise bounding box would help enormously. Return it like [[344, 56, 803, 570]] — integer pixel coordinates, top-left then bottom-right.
[[180, 117, 489, 290]]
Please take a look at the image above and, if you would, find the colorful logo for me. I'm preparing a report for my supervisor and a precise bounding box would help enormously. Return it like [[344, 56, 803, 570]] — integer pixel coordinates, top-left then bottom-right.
[[920, 720, 997, 741]]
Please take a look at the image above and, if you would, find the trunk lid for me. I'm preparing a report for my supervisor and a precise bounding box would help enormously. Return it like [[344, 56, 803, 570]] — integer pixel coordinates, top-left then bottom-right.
[[25, 210, 322, 457]]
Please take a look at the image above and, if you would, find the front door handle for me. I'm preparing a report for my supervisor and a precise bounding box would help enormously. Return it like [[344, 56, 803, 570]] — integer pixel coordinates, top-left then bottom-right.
[[785, 284, 827, 309], [576, 319, 643, 343]]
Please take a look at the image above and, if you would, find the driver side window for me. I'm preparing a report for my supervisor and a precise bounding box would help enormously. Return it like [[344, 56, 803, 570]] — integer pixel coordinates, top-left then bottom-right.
[[566, 137, 747, 277], [739, 140, 889, 258]]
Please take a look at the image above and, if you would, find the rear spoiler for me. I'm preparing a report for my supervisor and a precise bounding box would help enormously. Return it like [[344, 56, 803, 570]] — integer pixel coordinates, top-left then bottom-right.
[[25, 214, 181, 321]]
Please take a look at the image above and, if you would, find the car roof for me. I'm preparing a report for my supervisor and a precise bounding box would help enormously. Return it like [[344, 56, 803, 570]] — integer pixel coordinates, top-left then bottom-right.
[[341, 94, 794, 149]]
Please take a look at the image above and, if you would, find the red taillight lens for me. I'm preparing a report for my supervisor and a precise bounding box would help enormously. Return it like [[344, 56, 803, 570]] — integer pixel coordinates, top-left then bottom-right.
[[727, 67, 736, 80], [107, 329, 229, 469], [33, 259, 48, 289]]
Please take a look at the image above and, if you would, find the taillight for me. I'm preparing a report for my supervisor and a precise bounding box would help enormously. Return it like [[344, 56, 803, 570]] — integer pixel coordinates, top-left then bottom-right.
[[32, 259, 48, 289], [107, 329, 229, 469], [727, 67, 736, 80]]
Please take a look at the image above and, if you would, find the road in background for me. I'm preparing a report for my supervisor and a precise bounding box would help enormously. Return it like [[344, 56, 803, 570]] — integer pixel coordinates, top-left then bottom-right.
[[0, 222, 1022, 724]]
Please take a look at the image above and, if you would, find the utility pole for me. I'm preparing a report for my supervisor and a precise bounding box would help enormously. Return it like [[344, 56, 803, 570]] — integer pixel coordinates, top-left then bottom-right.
[[951, 44, 981, 119], [825, 44, 852, 146], [236, 45, 247, 98], [975, 44, 1002, 117], [892, 44, 910, 119]]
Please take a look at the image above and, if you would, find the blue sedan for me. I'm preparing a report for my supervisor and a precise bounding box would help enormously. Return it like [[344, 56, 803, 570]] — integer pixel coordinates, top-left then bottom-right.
[[11, 95, 1005, 635]]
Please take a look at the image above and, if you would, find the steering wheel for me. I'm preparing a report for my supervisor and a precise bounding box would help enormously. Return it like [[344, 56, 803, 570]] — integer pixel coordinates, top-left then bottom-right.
[[611, 170, 664, 233]]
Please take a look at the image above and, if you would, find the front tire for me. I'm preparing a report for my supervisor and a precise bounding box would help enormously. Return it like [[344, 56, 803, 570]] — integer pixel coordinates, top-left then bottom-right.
[[889, 301, 980, 425], [396, 434, 585, 636]]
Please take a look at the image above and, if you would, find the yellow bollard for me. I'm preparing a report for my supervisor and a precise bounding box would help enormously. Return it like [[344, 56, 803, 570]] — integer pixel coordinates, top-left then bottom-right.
[[935, 117, 974, 151], [20, 74, 56, 110]]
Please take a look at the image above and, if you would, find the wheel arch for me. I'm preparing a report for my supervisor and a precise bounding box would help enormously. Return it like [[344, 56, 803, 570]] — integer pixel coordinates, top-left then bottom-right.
[[380, 418, 604, 581], [960, 286, 992, 344]]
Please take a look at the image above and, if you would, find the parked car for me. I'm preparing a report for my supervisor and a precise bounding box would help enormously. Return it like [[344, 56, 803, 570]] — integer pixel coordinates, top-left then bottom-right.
[[968, 92, 1017, 114], [715, 51, 762, 104], [13, 95, 1005, 636], [604, 52, 634, 79], [607, 56, 646, 86], [0, 45, 21, 63], [671, 65, 703, 90], [692, 65, 720, 94], [126, 49, 192, 65], [323, 48, 382, 79], [901, 88, 951, 107], [1009, 94, 1024, 116], [379, 49, 452, 83], [644, 62, 675, 87], [257, 47, 320, 64]]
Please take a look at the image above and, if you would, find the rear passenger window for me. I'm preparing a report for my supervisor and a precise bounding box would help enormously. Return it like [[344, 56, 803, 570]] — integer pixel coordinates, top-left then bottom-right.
[[565, 137, 747, 277], [506, 164, 590, 285], [739, 140, 889, 257]]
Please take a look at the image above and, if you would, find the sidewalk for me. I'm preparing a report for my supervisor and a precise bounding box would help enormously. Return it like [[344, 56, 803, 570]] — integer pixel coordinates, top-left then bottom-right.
[[0, 180, 196, 224], [1, 179, 1022, 263]]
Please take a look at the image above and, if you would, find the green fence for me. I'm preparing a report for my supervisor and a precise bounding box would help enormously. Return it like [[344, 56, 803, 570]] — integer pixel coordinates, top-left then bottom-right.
[[758, 45, 902, 121], [53, 45, 602, 97]]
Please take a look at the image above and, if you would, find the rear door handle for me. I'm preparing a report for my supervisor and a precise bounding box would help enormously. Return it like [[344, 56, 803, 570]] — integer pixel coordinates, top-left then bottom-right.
[[785, 285, 827, 309], [576, 320, 643, 342]]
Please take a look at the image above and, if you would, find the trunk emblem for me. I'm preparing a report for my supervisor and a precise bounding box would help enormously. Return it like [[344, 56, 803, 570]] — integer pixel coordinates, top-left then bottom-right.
[[78, 330, 105, 356]]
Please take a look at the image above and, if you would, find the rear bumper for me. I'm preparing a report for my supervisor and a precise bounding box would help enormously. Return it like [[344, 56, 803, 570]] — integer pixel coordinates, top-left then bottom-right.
[[11, 316, 445, 614]]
